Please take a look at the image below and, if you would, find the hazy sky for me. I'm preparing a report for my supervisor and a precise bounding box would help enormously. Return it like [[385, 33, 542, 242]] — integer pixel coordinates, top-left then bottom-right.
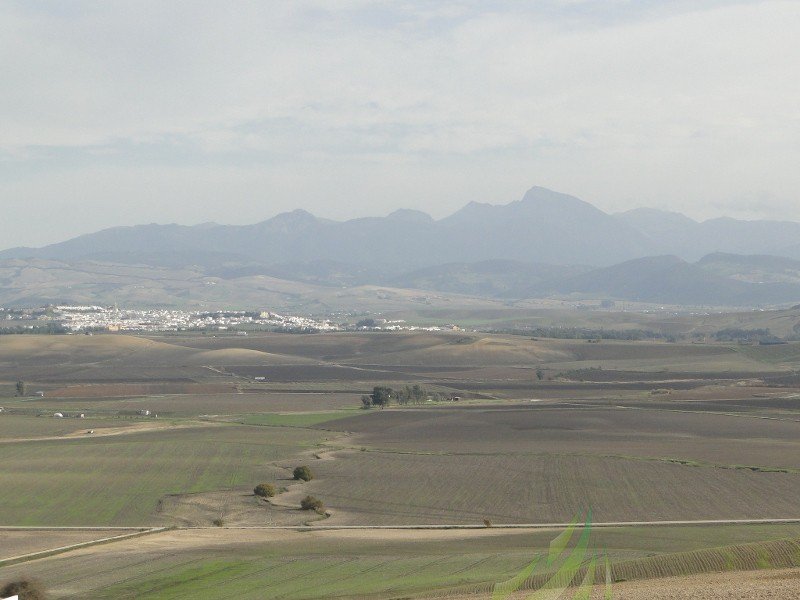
[[2, 0, 800, 249]]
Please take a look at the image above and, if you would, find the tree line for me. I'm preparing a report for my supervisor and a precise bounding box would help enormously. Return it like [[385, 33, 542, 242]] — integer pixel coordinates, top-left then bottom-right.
[[361, 384, 447, 408]]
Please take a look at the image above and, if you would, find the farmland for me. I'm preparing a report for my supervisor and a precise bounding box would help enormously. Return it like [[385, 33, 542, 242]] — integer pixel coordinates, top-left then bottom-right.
[[0, 425, 331, 526], [2, 525, 800, 599], [2, 330, 800, 597]]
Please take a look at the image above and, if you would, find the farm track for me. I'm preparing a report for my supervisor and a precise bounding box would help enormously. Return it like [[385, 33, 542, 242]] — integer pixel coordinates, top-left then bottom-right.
[[5, 518, 800, 533], [0, 420, 220, 445]]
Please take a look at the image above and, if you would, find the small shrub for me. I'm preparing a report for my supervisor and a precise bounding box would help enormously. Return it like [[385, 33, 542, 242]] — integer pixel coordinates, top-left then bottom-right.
[[293, 466, 313, 482], [254, 483, 277, 498], [1, 579, 48, 600], [483, 518, 493, 528], [300, 495, 324, 513], [212, 518, 224, 527]]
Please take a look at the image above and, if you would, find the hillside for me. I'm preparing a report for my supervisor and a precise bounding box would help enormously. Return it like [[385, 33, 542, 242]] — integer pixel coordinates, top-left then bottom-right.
[[535, 255, 800, 306], [615, 209, 800, 261]]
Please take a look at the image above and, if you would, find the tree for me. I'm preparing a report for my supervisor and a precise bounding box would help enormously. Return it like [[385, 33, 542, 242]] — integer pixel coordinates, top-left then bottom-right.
[[397, 385, 411, 405], [293, 466, 313, 482], [15, 380, 26, 396], [536, 368, 544, 381], [254, 483, 276, 498], [411, 384, 425, 403], [370, 386, 394, 408], [1, 579, 48, 600], [300, 495, 324, 513], [361, 395, 373, 409]]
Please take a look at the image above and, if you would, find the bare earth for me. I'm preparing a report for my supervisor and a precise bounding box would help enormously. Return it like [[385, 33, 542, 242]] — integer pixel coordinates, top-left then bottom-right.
[[0, 530, 136, 561], [611, 568, 800, 599], [449, 568, 800, 599]]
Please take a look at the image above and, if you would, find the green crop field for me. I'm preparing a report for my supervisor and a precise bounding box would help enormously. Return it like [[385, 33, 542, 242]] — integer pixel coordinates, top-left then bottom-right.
[[0, 424, 330, 526], [3, 524, 800, 599], [0, 414, 149, 439]]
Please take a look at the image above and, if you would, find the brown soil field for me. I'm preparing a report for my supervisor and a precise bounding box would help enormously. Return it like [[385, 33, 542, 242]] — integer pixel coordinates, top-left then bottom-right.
[[227, 364, 423, 382], [156, 331, 466, 361], [305, 450, 800, 525], [282, 403, 800, 525], [2, 392, 361, 417], [608, 568, 800, 599], [0, 335, 312, 368], [330, 404, 800, 469], [45, 382, 235, 397], [449, 569, 800, 599], [606, 397, 800, 415], [3, 364, 213, 383]]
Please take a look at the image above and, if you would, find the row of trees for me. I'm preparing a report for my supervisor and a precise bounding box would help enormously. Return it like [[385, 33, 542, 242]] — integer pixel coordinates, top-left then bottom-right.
[[361, 385, 446, 408]]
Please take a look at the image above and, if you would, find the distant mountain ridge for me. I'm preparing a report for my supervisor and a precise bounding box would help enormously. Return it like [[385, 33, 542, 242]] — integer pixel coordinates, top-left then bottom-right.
[[615, 208, 800, 261], [4, 186, 800, 268], [3, 185, 800, 308]]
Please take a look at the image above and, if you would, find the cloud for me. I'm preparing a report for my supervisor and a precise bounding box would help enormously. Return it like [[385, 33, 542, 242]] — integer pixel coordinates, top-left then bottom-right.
[[0, 0, 799, 247]]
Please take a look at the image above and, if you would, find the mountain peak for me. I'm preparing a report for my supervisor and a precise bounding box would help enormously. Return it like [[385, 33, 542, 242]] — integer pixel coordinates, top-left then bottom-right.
[[518, 186, 592, 208], [386, 208, 434, 223], [261, 208, 318, 225]]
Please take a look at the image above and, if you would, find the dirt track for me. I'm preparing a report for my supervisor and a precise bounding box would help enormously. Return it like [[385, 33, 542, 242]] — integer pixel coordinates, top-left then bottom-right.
[[0, 420, 219, 444]]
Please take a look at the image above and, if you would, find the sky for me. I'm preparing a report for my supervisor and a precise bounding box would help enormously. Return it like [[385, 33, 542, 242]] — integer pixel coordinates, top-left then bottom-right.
[[2, 0, 800, 249]]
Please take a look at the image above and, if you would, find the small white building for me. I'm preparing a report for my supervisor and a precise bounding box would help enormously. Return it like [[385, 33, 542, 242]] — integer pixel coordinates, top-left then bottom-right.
[[54, 412, 64, 418]]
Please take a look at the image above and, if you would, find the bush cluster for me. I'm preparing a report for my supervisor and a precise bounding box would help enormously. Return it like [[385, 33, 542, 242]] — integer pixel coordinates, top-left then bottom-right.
[[1, 579, 48, 600], [293, 466, 313, 482], [300, 495, 324, 513], [254, 483, 277, 498]]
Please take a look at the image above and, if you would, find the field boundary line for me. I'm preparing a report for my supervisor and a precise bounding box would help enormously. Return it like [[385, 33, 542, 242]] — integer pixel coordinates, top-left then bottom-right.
[[0, 527, 169, 568], [0, 526, 154, 531], [185, 518, 800, 531]]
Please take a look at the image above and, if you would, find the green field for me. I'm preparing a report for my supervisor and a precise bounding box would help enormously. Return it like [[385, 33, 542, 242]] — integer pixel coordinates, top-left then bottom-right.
[[0, 424, 330, 526], [3, 524, 800, 599]]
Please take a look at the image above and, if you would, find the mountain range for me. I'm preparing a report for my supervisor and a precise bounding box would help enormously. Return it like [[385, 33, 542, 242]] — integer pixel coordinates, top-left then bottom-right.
[[4, 186, 800, 308]]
